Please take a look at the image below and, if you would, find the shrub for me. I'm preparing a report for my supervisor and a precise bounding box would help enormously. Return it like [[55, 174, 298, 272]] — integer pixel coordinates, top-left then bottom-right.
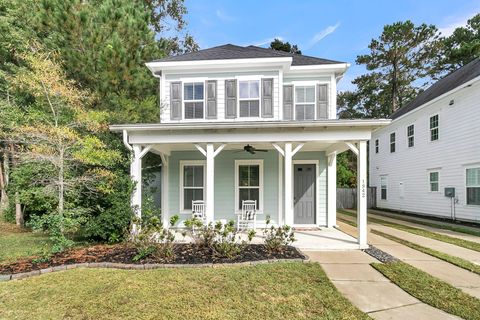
[[263, 216, 295, 253], [132, 214, 179, 262]]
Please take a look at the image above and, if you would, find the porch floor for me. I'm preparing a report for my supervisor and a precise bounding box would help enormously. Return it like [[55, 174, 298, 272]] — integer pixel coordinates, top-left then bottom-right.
[[175, 227, 360, 251]]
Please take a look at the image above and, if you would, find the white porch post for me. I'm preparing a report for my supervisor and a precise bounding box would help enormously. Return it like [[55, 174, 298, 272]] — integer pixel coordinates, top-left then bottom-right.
[[284, 143, 293, 226], [195, 143, 225, 224], [205, 143, 215, 223], [159, 153, 169, 228], [327, 152, 337, 228], [357, 140, 368, 248], [130, 144, 152, 233]]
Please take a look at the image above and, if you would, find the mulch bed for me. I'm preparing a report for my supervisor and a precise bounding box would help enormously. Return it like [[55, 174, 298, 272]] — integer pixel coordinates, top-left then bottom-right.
[[0, 243, 305, 274]]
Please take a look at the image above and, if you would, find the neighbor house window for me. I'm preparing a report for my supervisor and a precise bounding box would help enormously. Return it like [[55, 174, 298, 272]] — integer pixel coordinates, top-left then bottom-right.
[[295, 86, 316, 120], [466, 167, 480, 205], [180, 161, 205, 211], [430, 115, 439, 141], [236, 160, 263, 210], [375, 139, 379, 153], [184, 82, 204, 119], [380, 176, 387, 200], [429, 172, 439, 192], [390, 132, 396, 153], [407, 124, 414, 147], [239, 80, 260, 117]]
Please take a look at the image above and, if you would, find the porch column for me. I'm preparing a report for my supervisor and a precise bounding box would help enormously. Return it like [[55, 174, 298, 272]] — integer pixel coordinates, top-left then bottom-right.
[[284, 143, 293, 226], [130, 144, 152, 233], [159, 153, 169, 228], [357, 140, 368, 248], [327, 152, 337, 228], [195, 143, 225, 223]]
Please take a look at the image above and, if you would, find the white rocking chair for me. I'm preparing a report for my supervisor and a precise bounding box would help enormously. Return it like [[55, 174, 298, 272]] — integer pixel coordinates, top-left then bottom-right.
[[192, 200, 206, 222], [237, 200, 257, 231]]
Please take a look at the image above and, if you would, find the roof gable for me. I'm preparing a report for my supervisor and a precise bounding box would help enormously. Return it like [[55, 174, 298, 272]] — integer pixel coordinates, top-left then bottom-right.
[[391, 58, 480, 120]]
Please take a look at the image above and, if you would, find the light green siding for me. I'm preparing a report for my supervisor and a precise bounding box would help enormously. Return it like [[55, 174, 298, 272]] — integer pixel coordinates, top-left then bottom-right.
[[167, 150, 327, 226]]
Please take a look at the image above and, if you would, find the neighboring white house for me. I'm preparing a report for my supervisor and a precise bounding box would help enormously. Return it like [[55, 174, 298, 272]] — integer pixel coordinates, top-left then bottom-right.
[[370, 59, 480, 223], [110, 44, 390, 248]]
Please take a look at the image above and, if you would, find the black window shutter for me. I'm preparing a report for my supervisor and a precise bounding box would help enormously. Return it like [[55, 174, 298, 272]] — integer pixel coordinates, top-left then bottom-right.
[[225, 79, 237, 119], [170, 81, 182, 120], [206, 80, 217, 119], [283, 84, 293, 120], [317, 84, 329, 119], [261, 78, 273, 118]]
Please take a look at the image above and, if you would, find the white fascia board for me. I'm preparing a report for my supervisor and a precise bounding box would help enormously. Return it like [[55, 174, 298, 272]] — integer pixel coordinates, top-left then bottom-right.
[[146, 57, 292, 73], [391, 75, 480, 123], [110, 119, 391, 132], [288, 63, 350, 75]]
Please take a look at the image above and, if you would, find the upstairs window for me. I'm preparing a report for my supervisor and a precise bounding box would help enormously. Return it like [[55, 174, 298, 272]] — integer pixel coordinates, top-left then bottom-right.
[[390, 132, 396, 153], [239, 80, 260, 117], [375, 139, 379, 153], [429, 172, 439, 192], [184, 82, 204, 119], [430, 115, 439, 141], [295, 86, 316, 120], [380, 176, 387, 200], [407, 125, 414, 148], [466, 167, 480, 205]]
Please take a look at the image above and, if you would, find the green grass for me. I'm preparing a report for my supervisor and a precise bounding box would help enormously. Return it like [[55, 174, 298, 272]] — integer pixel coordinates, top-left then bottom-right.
[[0, 222, 50, 263], [371, 210, 480, 237], [372, 229, 480, 276], [338, 209, 480, 253], [0, 262, 370, 320], [372, 261, 480, 320]]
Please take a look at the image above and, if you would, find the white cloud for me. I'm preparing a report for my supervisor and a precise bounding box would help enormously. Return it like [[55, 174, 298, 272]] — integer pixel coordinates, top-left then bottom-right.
[[438, 12, 473, 36], [305, 22, 341, 49], [215, 9, 236, 22]]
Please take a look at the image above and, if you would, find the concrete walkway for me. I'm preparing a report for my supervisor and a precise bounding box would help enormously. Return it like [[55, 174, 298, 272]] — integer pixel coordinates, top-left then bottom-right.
[[339, 212, 480, 265], [338, 220, 480, 300], [368, 208, 480, 244], [306, 250, 460, 319]]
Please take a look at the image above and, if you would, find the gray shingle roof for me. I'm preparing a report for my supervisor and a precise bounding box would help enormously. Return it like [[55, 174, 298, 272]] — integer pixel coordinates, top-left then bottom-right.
[[391, 58, 480, 119], [151, 44, 344, 66]]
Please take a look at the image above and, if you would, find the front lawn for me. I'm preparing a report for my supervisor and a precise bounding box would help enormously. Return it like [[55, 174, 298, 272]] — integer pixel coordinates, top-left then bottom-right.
[[0, 222, 50, 263], [0, 262, 369, 320]]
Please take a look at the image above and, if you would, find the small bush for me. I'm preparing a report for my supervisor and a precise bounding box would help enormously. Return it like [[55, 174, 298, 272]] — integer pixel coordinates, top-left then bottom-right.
[[263, 216, 295, 253]]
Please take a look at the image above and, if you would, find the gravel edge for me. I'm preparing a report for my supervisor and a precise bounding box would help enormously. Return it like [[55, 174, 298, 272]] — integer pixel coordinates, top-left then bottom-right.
[[363, 245, 399, 263]]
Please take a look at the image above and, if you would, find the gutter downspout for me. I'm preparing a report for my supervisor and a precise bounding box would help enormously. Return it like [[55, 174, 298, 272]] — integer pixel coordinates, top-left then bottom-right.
[[123, 130, 133, 152]]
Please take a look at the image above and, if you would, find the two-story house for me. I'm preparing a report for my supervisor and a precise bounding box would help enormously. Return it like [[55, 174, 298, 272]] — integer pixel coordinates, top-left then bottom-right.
[[110, 44, 390, 248], [370, 58, 480, 223]]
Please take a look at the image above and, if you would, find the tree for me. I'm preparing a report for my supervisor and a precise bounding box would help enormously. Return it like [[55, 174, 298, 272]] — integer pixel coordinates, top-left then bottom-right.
[[356, 21, 442, 115], [269, 38, 302, 54], [6, 48, 122, 250], [35, 0, 196, 123], [438, 14, 480, 73]]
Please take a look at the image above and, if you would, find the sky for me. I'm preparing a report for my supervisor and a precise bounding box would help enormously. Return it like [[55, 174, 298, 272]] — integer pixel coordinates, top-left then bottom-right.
[[182, 0, 480, 91]]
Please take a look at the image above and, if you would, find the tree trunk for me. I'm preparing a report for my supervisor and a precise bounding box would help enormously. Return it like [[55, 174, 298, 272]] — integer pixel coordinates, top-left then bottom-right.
[[58, 148, 64, 217], [0, 154, 9, 216], [10, 144, 24, 226]]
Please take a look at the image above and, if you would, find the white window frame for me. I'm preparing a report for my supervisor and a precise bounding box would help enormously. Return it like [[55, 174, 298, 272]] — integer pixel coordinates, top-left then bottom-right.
[[235, 159, 264, 214], [179, 160, 206, 213], [390, 132, 396, 153], [294, 85, 316, 121], [407, 124, 414, 148], [465, 165, 480, 206], [237, 79, 261, 118], [380, 175, 388, 200], [428, 170, 440, 192], [430, 114, 439, 141], [183, 82, 205, 120]]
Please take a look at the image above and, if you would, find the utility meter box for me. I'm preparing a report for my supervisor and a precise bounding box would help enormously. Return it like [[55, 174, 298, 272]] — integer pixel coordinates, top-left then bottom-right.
[[444, 187, 455, 198]]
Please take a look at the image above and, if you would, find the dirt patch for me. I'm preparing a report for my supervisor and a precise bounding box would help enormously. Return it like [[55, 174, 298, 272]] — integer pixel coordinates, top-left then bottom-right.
[[0, 243, 305, 274]]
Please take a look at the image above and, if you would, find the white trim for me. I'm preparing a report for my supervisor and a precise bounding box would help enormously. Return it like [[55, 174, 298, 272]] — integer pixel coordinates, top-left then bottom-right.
[[234, 159, 264, 214], [294, 84, 316, 121], [465, 165, 480, 206], [237, 79, 261, 118], [182, 82, 205, 120], [427, 169, 440, 193], [278, 153, 283, 225], [179, 160, 206, 214], [292, 160, 320, 227]]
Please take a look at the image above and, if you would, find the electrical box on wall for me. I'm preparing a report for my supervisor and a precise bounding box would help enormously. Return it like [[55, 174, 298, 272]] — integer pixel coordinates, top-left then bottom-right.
[[444, 187, 455, 198]]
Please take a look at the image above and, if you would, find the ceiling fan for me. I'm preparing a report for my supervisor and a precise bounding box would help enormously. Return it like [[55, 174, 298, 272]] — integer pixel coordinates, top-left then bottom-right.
[[236, 144, 268, 154]]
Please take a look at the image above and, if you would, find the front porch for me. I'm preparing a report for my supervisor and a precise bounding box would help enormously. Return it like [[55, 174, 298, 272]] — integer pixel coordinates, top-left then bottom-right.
[[112, 120, 390, 249]]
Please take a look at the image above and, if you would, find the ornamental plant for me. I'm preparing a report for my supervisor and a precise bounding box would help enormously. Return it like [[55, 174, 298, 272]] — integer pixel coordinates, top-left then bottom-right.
[[263, 215, 296, 253]]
